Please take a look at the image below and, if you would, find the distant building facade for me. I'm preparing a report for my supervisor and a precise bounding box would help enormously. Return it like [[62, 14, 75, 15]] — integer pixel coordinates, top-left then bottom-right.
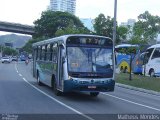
[[120, 19, 136, 42], [50, 0, 76, 15], [120, 19, 136, 27]]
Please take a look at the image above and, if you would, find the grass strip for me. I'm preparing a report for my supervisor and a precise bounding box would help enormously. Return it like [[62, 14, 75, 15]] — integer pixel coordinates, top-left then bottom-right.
[[116, 73, 160, 92]]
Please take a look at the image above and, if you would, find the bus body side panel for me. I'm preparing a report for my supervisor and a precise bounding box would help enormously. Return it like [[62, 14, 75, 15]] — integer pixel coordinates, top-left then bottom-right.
[[116, 54, 130, 72], [36, 61, 48, 84], [35, 60, 58, 87]]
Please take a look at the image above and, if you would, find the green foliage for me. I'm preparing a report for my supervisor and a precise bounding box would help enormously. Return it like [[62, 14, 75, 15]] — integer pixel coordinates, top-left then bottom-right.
[[2, 47, 18, 56], [118, 47, 137, 55], [93, 14, 114, 38], [55, 21, 90, 36], [94, 13, 129, 44], [129, 36, 147, 45], [33, 10, 87, 38], [22, 37, 46, 53], [24, 11, 90, 53], [116, 73, 160, 92], [117, 26, 129, 44], [133, 11, 160, 43]]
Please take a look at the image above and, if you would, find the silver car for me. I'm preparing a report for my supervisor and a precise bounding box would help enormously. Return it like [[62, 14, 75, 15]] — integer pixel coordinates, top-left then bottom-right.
[[1, 57, 11, 63]]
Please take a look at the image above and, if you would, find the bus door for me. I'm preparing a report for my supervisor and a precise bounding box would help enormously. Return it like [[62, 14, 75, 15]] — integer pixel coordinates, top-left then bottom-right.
[[33, 48, 37, 77], [57, 44, 64, 90]]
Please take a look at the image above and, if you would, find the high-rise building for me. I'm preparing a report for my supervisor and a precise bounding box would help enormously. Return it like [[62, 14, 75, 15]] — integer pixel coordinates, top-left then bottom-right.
[[50, 0, 76, 15]]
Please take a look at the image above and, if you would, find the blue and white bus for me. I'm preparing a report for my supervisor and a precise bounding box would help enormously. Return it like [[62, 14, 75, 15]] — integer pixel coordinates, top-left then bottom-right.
[[32, 34, 115, 97], [142, 44, 160, 77], [115, 44, 139, 73]]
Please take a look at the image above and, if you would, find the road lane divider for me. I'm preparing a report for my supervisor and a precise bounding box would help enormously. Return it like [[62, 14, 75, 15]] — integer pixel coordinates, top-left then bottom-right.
[[19, 74, 22, 77], [15, 63, 94, 120], [101, 93, 160, 112]]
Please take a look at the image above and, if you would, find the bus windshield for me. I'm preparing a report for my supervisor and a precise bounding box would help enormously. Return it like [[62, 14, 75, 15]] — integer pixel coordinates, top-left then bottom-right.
[[67, 47, 113, 73]]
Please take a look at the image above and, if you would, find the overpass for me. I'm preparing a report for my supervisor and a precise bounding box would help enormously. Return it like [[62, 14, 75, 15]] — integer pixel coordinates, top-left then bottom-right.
[[0, 21, 35, 35]]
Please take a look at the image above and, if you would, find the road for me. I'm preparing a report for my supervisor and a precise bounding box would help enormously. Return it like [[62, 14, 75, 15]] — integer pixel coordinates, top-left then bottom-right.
[[0, 61, 160, 120]]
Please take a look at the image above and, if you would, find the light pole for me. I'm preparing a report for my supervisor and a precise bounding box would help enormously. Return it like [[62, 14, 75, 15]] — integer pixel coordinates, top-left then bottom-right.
[[113, 0, 117, 77]]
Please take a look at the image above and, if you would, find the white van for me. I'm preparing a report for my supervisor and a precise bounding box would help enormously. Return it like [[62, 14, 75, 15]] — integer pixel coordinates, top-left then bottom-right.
[[142, 44, 160, 77]]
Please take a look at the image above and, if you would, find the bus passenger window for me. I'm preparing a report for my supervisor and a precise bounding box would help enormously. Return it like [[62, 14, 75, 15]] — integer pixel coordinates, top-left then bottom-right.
[[152, 48, 160, 59], [50, 44, 53, 61], [46, 44, 50, 61], [52, 43, 58, 63]]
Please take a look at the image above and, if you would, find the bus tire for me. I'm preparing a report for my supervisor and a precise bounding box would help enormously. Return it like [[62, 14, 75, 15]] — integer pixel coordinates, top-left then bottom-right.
[[149, 69, 155, 77], [90, 92, 99, 97], [52, 76, 61, 96], [37, 72, 43, 86]]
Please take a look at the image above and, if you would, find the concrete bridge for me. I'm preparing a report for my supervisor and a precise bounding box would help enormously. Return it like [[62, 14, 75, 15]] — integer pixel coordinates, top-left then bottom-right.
[[0, 21, 35, 35]]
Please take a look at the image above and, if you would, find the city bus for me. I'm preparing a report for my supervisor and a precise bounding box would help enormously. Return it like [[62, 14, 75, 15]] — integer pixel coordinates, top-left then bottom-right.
[[142, 44, 160, 77], [115, 44, 139, 73], [32, 34, 115, 97]]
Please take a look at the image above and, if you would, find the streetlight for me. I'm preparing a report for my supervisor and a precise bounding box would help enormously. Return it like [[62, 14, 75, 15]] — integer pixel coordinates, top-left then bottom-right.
[[113, 0, 117, 77]]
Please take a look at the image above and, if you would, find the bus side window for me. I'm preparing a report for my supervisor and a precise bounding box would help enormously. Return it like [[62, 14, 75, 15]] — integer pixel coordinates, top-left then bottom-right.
[[38, 46, 42, 60], [41, 45, 46, 61], [46, 44, 50, 61], [36, 47, 38, 60], [52, 43, 58, 63], [152, 48, 160, 59], [50, 44, 53, 61]]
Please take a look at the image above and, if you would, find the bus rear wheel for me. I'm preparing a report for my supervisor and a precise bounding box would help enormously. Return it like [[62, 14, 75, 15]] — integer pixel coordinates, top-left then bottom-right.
[[90, 92, 99, 97], [37, 74, 43, 86]]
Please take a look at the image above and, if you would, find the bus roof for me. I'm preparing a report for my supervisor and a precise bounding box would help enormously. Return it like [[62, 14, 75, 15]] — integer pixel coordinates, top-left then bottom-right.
[[115, 44, 138, 48], [32, 34, 112, 47], [147, 44, 160, 49]]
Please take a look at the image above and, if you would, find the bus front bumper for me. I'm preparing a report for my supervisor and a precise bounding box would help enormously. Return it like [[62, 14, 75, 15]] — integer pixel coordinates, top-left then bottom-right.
[[63, 79, 115, 92]]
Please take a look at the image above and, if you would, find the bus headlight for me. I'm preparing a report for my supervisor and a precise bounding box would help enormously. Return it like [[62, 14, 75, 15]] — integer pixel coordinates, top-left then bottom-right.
[[68, 76, 73, 80]]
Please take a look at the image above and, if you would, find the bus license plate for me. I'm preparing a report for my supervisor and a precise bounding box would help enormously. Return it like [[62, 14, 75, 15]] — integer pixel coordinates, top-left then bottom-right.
[[88, 86, 96, 89]]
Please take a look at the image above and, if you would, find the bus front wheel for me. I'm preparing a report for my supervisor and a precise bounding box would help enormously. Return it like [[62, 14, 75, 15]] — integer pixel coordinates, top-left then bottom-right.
[[90, 92, 99, 97], [52, 78, 62, 96], [149, 69, 155, 77]]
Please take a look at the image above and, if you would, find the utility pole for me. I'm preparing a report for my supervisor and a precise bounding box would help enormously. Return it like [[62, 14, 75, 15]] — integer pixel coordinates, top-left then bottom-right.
[[113, 0, 117, 78]]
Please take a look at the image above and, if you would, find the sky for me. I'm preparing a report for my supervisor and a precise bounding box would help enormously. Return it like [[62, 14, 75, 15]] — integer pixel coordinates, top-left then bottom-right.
[[0, 0, 160, 35]]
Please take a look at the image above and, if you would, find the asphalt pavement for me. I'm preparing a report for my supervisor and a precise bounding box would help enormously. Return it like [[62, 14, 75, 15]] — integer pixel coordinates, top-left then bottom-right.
[[0, 61, 160, 120]]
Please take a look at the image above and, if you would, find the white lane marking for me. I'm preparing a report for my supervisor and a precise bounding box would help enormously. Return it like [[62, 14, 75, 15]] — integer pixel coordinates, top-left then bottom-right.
[[15, 64, 94, 120], [102, 93, 160, 112], [14, 63, 18, 73], [19, 74, 22, 77]]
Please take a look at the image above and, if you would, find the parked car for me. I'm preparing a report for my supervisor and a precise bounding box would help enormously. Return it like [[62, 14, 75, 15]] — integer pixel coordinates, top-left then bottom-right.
[[1, 57, 11, 63], [11, 56, 18, 61]]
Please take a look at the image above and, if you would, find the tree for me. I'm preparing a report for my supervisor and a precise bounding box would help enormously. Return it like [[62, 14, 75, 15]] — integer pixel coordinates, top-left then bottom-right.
[[133, 11, 160, 44], [129, 36, 147, 45], [94, 13, 128, 44], [2, 47, 18, 56], [55, 21, 90, 36], [93, 14, 114, 38], [117, 26, 129, 44], [33, 10, 87, 38], [22, 37, 46, 53]]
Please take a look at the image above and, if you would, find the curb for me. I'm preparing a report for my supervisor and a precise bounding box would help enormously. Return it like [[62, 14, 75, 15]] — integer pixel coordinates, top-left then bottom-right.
[[116, 83, 160, 96]]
